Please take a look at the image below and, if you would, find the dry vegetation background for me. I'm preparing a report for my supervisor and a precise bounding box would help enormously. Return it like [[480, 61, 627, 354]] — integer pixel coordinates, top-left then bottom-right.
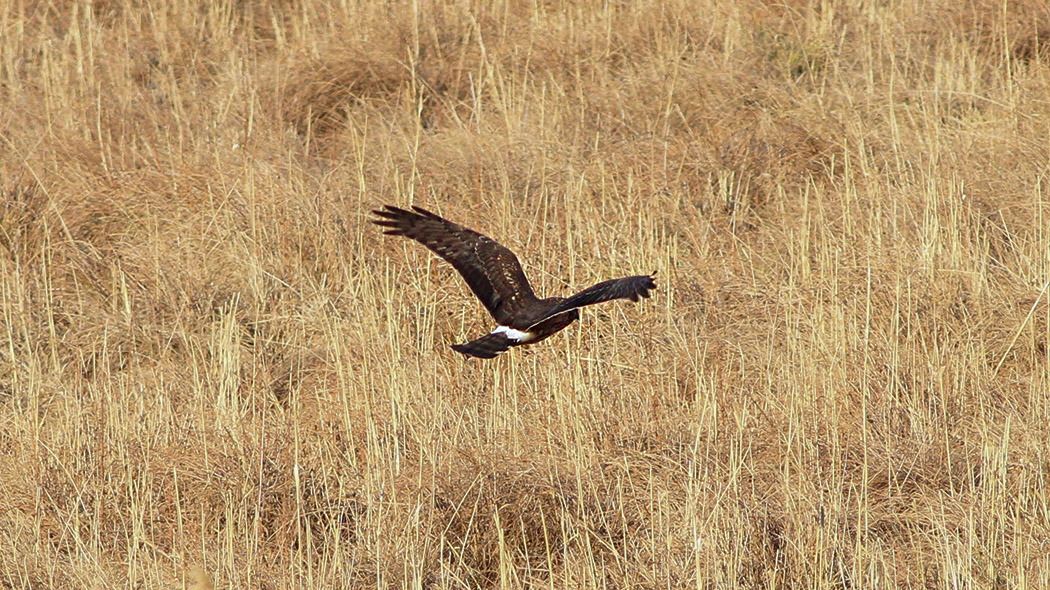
[[2, 0, 1050, 588]]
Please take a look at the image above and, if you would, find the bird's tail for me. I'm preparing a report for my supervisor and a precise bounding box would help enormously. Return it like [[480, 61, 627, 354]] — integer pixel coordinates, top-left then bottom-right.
[[451, 332, 514, 359]]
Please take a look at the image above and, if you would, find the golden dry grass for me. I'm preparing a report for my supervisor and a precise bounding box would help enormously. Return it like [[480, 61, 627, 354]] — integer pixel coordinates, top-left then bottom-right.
[[2, 0, 1050, 588]]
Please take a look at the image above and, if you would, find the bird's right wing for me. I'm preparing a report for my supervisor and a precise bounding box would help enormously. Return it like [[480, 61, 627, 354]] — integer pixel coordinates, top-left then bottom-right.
[[526, 274, 656, 330], [372, 205, 537, 323]]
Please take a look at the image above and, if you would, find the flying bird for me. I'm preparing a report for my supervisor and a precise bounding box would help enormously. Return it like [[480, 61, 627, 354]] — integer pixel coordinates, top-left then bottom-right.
[[372, 205, 656, 358]]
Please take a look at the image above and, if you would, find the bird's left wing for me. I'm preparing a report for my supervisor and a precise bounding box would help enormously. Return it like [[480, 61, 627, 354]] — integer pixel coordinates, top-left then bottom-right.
[[372, 205, 537, 324]]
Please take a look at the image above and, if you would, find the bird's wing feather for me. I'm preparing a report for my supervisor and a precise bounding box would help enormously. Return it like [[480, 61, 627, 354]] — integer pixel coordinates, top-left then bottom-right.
[[372, 205, 536, 323], [526, 274, 656, 330]]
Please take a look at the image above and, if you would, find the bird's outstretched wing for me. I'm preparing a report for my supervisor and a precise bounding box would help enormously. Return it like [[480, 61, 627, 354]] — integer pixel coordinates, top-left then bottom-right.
[[526, 274, 656, 330], [372, 205, 537, 324]]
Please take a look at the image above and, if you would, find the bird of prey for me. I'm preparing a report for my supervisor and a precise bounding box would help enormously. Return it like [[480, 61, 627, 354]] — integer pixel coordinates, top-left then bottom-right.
[[372, 205, 656, 358]]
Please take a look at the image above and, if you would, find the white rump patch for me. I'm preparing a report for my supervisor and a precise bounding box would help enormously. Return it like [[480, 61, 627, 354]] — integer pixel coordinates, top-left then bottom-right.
[[492, 325, 532, 343]]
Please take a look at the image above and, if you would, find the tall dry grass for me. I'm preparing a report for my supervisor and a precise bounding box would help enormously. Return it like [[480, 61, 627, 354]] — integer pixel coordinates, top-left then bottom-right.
[[1, 0, 1049, 587]]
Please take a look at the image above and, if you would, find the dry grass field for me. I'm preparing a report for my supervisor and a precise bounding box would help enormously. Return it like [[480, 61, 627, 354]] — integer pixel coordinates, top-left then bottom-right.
[[2, 0, 1050, 587]]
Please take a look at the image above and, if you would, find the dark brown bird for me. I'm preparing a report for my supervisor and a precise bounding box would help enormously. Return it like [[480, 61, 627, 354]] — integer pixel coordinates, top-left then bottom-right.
[[372, 205, 656, 358]]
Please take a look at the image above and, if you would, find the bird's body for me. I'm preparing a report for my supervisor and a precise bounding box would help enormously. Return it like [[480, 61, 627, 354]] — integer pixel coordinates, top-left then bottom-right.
[[372, 205, 655, 358]]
